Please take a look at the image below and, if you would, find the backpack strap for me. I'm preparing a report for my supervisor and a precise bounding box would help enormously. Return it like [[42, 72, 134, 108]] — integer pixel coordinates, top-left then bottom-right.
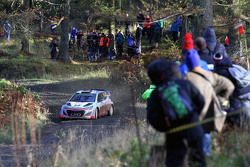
[[190, 71, 211, 84]]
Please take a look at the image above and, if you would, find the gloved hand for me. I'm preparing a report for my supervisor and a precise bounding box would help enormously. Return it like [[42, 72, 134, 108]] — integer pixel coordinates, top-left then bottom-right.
[[221, 100, 230, 110]]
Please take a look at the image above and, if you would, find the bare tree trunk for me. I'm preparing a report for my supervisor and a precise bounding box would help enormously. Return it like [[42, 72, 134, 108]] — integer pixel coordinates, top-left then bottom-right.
[[227, 0, 239, 55], [57, 0, 71, 63], [191, 0, 213, 38], [21, 35, 30, 54]]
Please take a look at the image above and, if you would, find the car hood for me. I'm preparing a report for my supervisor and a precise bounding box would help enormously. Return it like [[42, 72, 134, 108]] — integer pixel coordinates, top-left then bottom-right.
[[65, 102, 94, 108]]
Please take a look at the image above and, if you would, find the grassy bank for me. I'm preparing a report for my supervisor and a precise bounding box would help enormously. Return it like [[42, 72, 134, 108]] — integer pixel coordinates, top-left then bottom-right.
[[0, 79, 48, 144]]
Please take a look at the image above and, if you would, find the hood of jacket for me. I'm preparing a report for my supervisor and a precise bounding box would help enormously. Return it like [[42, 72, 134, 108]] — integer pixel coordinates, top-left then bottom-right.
[[203, 27, 217, 51]]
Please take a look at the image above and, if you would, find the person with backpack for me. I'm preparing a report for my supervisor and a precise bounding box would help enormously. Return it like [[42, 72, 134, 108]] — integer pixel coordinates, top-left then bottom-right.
[[115, 30, 125, 58], [126, 32, 136, 61], [147, 59, 206, 167], [213, 54, 250, 126], [184, 49, 234, 156]]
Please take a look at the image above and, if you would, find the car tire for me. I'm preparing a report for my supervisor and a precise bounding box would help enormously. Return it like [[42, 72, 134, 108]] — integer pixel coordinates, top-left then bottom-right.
[[108, 105, 114, 116], [95, 108, 99, 119]]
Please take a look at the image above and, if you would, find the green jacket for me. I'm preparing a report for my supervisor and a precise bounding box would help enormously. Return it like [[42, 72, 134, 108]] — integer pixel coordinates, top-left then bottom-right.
[[142, 85, 156, 101]]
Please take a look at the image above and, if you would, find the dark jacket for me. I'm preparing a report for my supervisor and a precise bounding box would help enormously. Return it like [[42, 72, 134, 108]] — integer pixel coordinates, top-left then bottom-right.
[[203, 27, 228, 58], [198, 49, 215, 65], [214, 57, 235, 84], [147, 79, 205, 141]]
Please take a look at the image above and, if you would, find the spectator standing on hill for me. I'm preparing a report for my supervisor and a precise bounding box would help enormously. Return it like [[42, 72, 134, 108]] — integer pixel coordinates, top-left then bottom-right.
[[70, 27, 78, 45], [126, 32, 136, 61], [136, 24, 143, 58], [137, 12, 145, 28], [99, 33, 107, 57], [203, 27, 228, 58], [147, 59, 206, 167], [49, 37, 59, 59], [170, 16, 181, 42], [115, 30, 125, 58], [3, 20, 12, 41], [143, 15, 152, 40], [153, 21, 162, 48], [107, 33, 115, 60]]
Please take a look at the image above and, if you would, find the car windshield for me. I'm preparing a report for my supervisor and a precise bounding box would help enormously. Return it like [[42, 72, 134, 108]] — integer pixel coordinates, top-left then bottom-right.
[[70, 93, 96, 102]]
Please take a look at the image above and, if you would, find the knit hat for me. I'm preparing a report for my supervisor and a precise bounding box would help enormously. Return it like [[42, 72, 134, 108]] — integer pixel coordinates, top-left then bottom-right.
[[203, 27, 217, 51], [183, 33, 194, 50], [184, 49, 201, 69]]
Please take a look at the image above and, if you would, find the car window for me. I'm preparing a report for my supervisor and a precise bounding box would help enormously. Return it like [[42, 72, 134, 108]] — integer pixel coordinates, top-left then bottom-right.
[[97, 93, 105, 102], [70, 93, 96, 102]]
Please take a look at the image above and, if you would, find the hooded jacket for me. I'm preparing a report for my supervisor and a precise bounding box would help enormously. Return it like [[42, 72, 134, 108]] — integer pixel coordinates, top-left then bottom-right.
[[186, 70, 234, 132], [203, 27, 228, 58]]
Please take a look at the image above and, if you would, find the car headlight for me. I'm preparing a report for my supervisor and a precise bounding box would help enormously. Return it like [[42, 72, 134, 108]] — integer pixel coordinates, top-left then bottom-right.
[[66, 102, 71, 106], [84, 105, 93, 110]]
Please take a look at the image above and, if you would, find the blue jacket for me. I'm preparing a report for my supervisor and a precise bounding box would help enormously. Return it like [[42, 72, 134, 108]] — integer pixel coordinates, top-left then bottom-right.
[[170, 16, 181, 32], [180, 60, 209, 76]]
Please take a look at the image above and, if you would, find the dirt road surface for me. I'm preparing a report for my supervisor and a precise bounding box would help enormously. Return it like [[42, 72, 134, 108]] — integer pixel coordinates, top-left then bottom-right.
[[0, 78, 146, 166]]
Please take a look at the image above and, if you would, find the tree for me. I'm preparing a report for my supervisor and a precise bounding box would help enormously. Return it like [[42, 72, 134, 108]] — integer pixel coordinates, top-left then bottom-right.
[[191, 0, 213, 38], [57, 0, 71, 63]]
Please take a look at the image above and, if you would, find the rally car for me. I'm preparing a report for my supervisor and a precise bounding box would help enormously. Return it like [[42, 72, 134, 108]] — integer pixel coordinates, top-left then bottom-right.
[[59, 89, 114, 120]]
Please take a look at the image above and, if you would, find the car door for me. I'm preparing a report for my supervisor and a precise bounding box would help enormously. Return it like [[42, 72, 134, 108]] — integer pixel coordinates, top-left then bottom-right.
[[97, 93, 106, 116]]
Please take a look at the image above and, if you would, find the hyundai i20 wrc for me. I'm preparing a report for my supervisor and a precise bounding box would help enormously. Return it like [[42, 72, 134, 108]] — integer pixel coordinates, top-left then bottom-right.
[[59, 89, 114, 120]]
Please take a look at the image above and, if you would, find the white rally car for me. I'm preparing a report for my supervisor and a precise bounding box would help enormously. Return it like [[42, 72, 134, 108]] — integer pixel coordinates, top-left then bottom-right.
[[59, 89, 114, 120]]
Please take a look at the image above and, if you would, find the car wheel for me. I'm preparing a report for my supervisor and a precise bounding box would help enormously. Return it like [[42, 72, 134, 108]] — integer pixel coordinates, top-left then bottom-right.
[[108, 105, 114, 116], [95, 108, 99, 119]]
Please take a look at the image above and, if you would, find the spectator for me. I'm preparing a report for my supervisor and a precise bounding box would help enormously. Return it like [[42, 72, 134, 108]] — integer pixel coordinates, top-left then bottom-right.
[[87, 30, 99, 62], [70, 27, 78, 45], [99, 33, 107, 57], [137, 12, 145, 28], [143, 15, 152, 40], [3, 20, 12, 41], [180, 33, 209, 76], [170, 16, 181, 42], [184, 49, 234, 156], [76, 30, 84, 51], [203, 27, 228, 58], [49, 37, 59, 59], [107, 33, 115, 60], [135, 24, 143, 59], [115, 30, 125, 58], [126, 32, 136, 61], [147, 59, 206, 167], [153, 21, 162, 48], [195, 37, 215, 70]]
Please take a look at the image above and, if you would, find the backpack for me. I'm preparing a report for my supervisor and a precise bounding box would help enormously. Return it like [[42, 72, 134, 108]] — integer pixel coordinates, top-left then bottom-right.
[[127, 36, 135, 47], [147, 82, 193, 132], [158, 82, 193, 121], [228, 64, 250, 89]]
